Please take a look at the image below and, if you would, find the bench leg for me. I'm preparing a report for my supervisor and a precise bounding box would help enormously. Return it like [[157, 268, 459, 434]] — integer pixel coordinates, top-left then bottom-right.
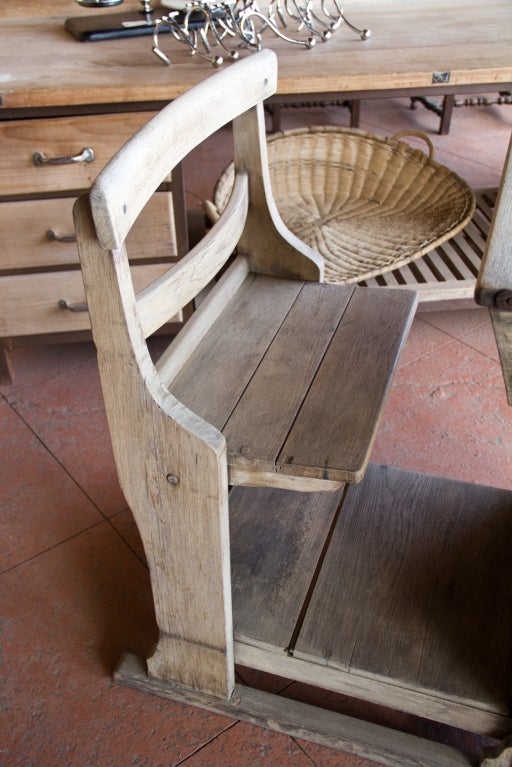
[[140, 454, 234, 700]]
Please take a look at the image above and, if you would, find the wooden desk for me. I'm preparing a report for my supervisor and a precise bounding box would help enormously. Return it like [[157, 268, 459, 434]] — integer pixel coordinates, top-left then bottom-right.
[[0, 0, 511, 384], [1, 0, 512, 110]]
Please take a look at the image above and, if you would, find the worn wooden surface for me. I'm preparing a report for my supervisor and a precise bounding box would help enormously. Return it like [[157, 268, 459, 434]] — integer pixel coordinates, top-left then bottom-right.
[[172, 277, 416, 484], [229, 484, 346, 650], [75, 193, 235, 698], [1, 0, 512, 109], [293, 464, 512, 729], [476, 135, 512, 309], [115, 652, 479, 767]]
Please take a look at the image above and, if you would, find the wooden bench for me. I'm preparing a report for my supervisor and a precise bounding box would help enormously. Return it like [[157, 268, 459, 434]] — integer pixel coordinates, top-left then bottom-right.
[[74, 50, 512, 767]]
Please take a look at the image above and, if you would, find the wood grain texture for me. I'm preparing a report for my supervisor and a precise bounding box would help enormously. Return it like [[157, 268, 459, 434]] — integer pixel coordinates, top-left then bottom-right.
[[295, 464, 512, 713], [170, 273, 306, 429], [89, 52, 277, 249], [223, 282, 354, 475], [235, 641, 512, 738], [136, 173, 248, 336], [75, 194, 234, 699], [171, 279, 416, 486], [230, 484, 345, 650], [115, 652, 479, 767], [277, 286, 417, 482], [476, 135, 512, 308], [0, 112, 156, 197], [2, 1, 512, 109], [233, 106, 323, 281], [0, 194, 176, 271]]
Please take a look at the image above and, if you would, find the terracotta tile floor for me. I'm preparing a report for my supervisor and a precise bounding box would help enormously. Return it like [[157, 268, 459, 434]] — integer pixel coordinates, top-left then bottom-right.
[[2, 85, 512, 766]]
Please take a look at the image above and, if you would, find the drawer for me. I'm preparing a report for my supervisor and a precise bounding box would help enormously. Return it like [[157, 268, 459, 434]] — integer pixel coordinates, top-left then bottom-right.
[[0, 264, 181, 337], [0, 193, 177, 270], [0, 112, 157, 196]]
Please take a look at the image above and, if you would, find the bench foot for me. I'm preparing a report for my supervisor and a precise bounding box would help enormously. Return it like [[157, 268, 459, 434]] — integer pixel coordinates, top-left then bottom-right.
[[115, 652, 479, 767]]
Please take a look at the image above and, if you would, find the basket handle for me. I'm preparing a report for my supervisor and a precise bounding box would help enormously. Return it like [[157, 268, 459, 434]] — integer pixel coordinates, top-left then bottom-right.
[[390, 130, 435, 160]]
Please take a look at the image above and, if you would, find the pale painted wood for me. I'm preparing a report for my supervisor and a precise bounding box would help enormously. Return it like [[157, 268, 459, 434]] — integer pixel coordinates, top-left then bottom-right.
[[2, 1, 512, 110], [115, 652, 478, 767], [89, 52, 278, 250], [477, 134, 512, 307], [137, 173, 248, 336], [74, 194, 234, 699]]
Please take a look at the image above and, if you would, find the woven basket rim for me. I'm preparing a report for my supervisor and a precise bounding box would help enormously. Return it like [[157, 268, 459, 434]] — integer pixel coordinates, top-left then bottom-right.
[[212, 126, 476, 284]]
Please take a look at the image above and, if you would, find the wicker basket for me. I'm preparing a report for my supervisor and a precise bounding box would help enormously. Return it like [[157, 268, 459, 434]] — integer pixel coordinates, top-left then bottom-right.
[[210, 126, 476, 284]]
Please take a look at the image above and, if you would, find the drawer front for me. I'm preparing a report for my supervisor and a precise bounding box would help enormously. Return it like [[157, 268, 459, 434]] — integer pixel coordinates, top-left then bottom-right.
[[0, 265, 181, 337], [0, 193, 177, 270], [0, 112, 156, 196]]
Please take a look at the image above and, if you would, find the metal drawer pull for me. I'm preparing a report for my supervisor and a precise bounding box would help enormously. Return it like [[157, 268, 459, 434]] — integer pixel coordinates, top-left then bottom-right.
[[47, 230, 77, 243], [33, 147, 95, 166], [59, 298, 88, 313]]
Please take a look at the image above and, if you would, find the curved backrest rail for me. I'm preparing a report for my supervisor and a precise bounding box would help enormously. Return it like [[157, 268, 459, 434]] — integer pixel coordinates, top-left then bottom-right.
[[137, 171, 249, 338], [89, 50, 278, 250]]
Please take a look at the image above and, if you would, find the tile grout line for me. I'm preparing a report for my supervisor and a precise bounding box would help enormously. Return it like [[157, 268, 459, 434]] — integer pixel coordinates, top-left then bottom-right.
[[2, 397, 149, 572], [0, 517, 106, 576], [171, 720, 240, 766]]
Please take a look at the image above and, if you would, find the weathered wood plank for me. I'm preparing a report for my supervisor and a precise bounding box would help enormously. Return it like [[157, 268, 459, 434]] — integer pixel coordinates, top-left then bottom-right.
[[136, 172, 249, 335], [277, 288, 417, 483], [171, 274, 304, 430], [230, 484, 346, 650], [224, 282, 354, 475], [236, 642, 512, 737], [295, 464, 512, 711], [476, 134, 512, 308], [115, 652, 479, 767]]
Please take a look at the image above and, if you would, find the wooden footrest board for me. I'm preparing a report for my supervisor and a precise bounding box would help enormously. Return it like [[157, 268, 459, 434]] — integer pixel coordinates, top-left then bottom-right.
[[231, 464, 512, 736], [115, 652, 478, 767], [360, 190, 496, 308]]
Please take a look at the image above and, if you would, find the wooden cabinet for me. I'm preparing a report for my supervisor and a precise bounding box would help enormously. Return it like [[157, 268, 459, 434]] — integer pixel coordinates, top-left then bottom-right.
[[0, 110, 186, 382]]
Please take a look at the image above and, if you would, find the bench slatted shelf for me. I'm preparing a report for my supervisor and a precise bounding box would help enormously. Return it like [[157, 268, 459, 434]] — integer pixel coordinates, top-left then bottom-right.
[[74, 50, 512, 767]]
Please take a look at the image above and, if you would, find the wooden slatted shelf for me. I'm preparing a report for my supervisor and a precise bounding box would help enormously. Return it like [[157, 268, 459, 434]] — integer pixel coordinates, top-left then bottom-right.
[[229, 463, 512, 738], [360, 190, 497, 310]]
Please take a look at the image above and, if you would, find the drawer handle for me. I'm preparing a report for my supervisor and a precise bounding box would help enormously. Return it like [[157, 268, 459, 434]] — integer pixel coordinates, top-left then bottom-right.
[[33, 147, 95, 166], [59, 298, 88, 313], [47, 230, 77, 243]]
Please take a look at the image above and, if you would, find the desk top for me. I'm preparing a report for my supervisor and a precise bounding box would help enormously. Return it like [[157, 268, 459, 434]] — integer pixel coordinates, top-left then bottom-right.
[[1, 0, 512, 110]]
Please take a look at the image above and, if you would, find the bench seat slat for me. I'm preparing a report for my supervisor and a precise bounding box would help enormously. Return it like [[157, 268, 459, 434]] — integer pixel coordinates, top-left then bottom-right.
[[171, 274, 416, 487], [277, 287, 417, 483], [171, 274, 305, 430]]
